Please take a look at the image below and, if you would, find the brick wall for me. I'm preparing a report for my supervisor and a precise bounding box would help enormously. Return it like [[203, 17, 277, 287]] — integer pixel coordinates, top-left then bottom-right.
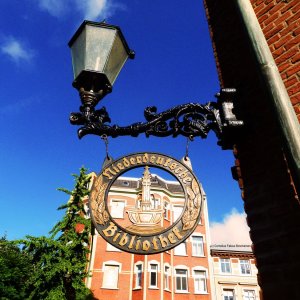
[[251, 0, 300, 120], [203, 0, 300, 299]]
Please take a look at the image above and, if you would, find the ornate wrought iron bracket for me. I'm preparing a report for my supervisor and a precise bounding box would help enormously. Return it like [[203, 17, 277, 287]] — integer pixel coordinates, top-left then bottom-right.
[[70, 88, 243, 149]]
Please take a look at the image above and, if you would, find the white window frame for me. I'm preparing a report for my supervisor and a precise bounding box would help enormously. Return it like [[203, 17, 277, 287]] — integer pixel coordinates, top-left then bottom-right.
[[102, 261, 122, 289], [223, 289, 235, 300], [134, 262, 143, 288], [164, 201, 169, 220], [173, 205, 184, 223], [174, 266, 189, 293], [149, 263, 158, 288], [164, 264, 171, 290], [193, 268, 207, 294], [106, 242, 121, 252], [174, 241, 187, 256], [110, 199, 125, 219], [191, 235, 204, 257], [220, 258, 231, 274], [240, 259, 251, 275], [243, 289, 256, 300], [151, 197, 160, 209]]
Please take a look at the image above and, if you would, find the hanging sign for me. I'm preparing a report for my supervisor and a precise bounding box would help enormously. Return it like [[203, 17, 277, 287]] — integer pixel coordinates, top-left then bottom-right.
[[89, 152, 203, 254]]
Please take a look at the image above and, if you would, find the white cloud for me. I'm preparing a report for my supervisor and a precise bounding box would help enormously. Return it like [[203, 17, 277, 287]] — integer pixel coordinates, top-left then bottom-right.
[[76, 0, 107, 20], [1, 37, 34, 63], [75, 0, 126, 20], [36, 0, 124, 20], [37, 0, 66, 17], [210, 208, 252, 250]]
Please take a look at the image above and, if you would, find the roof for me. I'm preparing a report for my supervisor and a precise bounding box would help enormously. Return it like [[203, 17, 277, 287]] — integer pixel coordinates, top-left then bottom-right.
[[112, 174, 184, 195], [210, 249, 255, 259]]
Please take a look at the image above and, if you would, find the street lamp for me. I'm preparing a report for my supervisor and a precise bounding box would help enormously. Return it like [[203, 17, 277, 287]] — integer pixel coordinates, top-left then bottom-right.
[[69, 21, 243, 149], [68, 21, 135, 122]]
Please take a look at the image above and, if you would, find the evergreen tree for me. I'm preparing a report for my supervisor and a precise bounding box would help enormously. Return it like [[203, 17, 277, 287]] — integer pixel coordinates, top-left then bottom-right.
[[0, 236, 32, 300], [19, 167, 94, 300]]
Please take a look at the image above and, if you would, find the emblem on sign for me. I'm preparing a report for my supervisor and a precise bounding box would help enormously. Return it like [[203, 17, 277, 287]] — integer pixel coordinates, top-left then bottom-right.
[[89, 152, 203, 254]]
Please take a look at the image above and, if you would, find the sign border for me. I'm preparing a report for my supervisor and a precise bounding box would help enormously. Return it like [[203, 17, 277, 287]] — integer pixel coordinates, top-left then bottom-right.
[[89, 152, 203, 255]]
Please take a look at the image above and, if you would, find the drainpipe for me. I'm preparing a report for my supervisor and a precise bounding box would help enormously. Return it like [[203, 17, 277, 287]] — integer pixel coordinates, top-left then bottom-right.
[[235, 0, 300, 192]]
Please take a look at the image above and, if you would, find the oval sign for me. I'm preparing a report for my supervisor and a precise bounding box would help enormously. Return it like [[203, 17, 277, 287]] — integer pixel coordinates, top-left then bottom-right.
[[89, 152, 203, 254]]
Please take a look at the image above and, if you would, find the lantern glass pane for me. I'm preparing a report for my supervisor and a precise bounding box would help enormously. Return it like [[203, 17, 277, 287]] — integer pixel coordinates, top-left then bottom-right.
[[70, 25, 117, 80], [85, 25, 116, 74], [104, 31, 129, 85], [70, 27, 86, 80]]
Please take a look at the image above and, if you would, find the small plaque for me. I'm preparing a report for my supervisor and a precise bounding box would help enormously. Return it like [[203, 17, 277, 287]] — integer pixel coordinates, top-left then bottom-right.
[[89, 152, 203, 254]]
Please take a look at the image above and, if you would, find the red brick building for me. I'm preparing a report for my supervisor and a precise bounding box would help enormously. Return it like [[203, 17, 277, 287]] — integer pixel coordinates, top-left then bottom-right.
[[86, 168, 212, 300], [203, 0, 300, 299]]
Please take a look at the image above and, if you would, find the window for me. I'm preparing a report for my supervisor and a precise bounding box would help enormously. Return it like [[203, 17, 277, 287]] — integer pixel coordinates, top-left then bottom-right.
[[192, 236, 204, 256], [164, 201, 169, 219], [102, 264, 120, 289], [164, 265, 170, 290], [135, 264, 142, 288], [106, 242, 121, 251], [194, 270, 207, 293], [175, 269, 188, 292], [174, 241, 187, 256], [173, 205, 183, 223], [240, 259, 251, 275], [151, 176, 158, 183], [149, 264, 158, 287], [83, 203, 90, 218], [151, 197, 160, 209], [220, 258, 231, 273], [110, 200, 125, 218], [223, 289, 234, 300], [244, 290, 255, 300]]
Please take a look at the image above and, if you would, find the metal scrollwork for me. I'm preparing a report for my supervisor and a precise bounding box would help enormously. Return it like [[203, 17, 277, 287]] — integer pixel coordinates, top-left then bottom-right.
[[70, 88, 243, 149], [71, 103, 221, 138]]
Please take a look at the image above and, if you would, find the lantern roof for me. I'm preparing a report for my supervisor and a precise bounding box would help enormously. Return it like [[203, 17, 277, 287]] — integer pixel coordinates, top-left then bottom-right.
[[68, 20, 135, 59]]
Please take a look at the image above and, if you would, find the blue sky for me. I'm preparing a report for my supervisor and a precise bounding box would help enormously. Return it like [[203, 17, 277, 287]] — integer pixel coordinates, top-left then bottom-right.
[[0, 0, 249, 244]]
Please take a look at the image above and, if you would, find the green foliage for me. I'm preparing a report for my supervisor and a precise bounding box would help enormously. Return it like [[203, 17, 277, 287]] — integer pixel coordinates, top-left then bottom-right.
[[16, 167, 94, 300], [0, 236, 33, 300]]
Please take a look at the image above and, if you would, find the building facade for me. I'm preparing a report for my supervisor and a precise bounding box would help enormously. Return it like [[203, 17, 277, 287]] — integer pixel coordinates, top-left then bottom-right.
[[210, 249, 261, 300], [86, 167, 213, 300], [203, 0, 300, 298]]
